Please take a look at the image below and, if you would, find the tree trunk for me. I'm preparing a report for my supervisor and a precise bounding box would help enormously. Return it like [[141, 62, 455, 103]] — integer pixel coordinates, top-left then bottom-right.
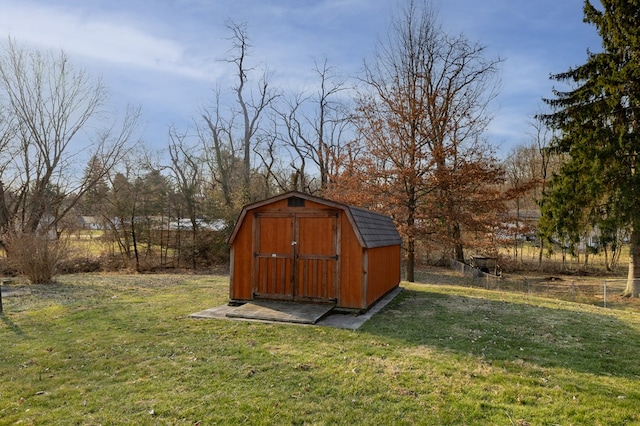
[[514, 198, 520, 262], [131, 215, 140, 273], [0, 181, 10, 233], [537, 239, 544, 271], [405, 186, 417, 283], [623, 228, 640, 297], [191, 221, 198, 270], [583, 246, 589, 273], [405, 237, 415, 282], [451, 222, 464, 262]]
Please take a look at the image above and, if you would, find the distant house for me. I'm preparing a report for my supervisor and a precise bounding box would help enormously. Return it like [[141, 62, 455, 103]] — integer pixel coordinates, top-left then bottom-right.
[[80, 216, 104, 231], [228, 191, 402, 311], [501, 209, 603, 250], [499, 209, 541, 242], [168, 218, 226, 231]]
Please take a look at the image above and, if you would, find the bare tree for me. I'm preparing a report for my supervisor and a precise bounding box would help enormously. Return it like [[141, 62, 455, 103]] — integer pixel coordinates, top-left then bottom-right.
[[272, 58, 352, 194], [0, 102, 16, 230], [252, 119, 289, 195], [200, 90, 236, 208], [305, 58, 351, 192], [0, 38, 139, 238], [223, 21, 278, 202], [272, 94, 310, 192], [167, 127, 203, 269], [527, 113, 555, 269], [328, 0, 502, 281], [198, 21, 278, 214], [104, 169, 138, 267], [503, 145, 538, 262]]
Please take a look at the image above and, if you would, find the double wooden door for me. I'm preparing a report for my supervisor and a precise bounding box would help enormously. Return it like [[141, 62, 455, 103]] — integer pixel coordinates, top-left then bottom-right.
[[253, 211, 339, 303]]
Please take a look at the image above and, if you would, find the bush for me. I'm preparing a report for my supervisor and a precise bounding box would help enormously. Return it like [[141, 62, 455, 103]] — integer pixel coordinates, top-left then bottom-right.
[[187, 231, 230, 268], [4, 232, 68, 284]]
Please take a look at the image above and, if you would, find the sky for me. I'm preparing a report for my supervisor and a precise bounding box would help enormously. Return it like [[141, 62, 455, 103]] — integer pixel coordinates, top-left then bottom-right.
[[0, 0, 603, 157]]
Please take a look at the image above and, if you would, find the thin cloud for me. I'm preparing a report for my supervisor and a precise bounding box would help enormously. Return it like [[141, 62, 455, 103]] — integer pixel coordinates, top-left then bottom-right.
[[0, 1, 212, 81], [0, 0, 605, 154]]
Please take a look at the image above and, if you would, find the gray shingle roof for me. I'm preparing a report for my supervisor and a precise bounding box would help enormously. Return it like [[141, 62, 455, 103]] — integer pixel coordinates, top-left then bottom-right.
[[347, 206, 402, 249]]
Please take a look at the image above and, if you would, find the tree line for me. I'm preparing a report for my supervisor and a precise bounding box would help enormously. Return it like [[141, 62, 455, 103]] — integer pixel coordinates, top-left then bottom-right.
[[1, 0, 638, 297]]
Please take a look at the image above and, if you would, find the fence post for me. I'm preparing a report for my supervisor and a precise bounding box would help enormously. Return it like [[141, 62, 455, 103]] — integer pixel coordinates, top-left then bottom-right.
[[0, 281, 3, 314], [603, 280, 607, 308], [571, 281, 575, 302]]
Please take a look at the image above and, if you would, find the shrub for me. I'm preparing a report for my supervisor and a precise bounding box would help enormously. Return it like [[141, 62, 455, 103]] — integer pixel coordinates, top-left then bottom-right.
[[4, 232, 69, 284]]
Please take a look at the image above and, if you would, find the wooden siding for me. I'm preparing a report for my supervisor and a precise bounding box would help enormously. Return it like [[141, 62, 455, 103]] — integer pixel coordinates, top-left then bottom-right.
[[229, 212, 253, 301], [365, 244, 401, 307], [337, 214, 364, 309], [229, 192, 401, 310]]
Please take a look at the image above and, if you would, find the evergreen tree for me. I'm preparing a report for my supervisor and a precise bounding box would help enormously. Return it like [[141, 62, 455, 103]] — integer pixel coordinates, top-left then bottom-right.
[[541, 0, 640, 296]]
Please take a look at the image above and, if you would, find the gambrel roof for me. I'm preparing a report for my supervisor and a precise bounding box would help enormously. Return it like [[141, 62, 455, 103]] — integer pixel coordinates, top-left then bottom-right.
[[347, 206, 402, 248], [229, 191, 402, 249]]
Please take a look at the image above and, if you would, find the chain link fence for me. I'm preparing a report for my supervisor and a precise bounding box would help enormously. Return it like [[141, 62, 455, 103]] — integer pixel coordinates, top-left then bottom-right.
[[449, 259, 628, 308]]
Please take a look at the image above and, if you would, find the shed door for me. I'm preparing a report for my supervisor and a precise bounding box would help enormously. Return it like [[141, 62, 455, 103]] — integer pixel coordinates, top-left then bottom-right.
[[253, 212, 339, 303], [294, 214, 339, 303], [254, 214, 294, 301]]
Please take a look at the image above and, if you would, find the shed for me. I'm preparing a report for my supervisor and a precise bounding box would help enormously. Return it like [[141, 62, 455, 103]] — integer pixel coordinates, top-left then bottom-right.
[[228, 191, 402, 311]]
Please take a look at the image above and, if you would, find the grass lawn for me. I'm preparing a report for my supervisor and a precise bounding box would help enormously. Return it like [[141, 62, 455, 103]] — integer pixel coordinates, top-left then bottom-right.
[[1, 272, 639, 425]]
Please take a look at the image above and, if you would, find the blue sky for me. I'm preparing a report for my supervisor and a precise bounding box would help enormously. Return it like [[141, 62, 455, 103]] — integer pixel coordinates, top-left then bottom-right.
[[0, 0, 602, 156]]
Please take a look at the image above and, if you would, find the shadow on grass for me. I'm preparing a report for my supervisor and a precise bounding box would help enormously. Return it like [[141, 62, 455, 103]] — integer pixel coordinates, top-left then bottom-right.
[[363, 289, 640, 378], [1, 313, 29, 337]]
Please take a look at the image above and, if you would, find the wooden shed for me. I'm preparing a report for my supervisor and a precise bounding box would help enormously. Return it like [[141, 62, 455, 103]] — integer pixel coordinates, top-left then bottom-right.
[[228, 191, 402, 311]]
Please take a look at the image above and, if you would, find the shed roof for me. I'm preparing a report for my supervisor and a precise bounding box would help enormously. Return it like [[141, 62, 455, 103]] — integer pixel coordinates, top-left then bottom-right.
[[347, 206, 402, 248], [229, 191, 402, 249]]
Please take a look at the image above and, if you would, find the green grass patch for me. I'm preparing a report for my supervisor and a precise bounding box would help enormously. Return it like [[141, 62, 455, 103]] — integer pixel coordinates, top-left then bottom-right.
[[1, 273, 639, 425]]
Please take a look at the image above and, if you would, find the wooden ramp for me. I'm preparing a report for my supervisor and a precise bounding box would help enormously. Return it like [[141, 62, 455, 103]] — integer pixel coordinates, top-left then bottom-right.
[[225, 300, 334, 325]]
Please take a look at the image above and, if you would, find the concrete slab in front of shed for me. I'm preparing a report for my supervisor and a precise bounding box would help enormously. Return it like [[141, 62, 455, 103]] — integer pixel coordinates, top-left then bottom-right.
[[226, 300, 334, 324]]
